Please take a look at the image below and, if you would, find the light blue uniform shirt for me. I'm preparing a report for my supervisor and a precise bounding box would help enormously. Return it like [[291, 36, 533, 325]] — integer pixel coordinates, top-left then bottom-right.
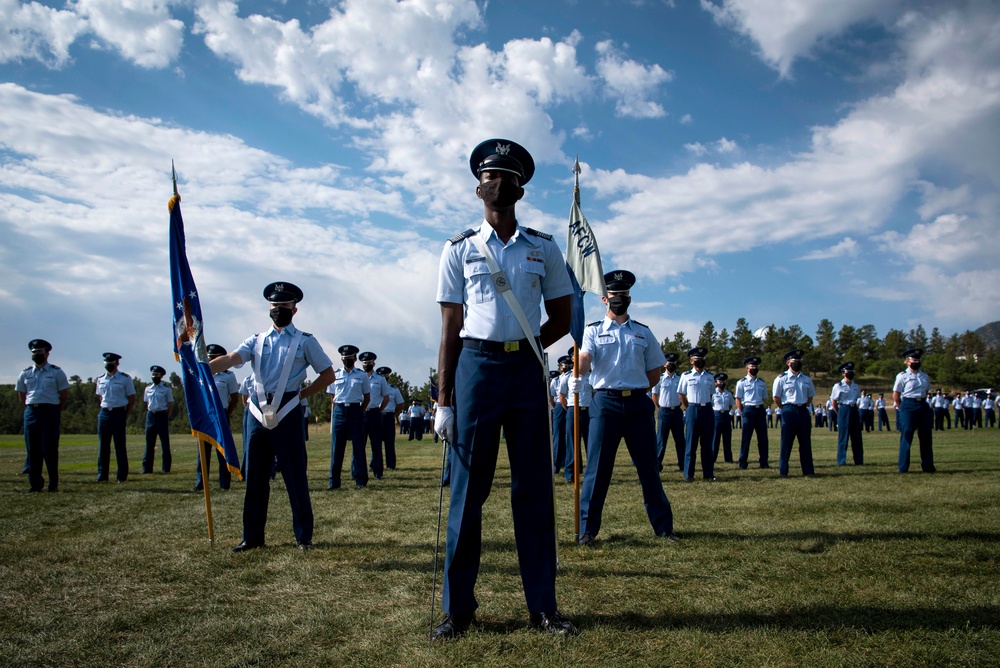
[[96, 371, 136, 408], [365, 372, 390, 409], [558, 371, 594, 408], [408, 404, 426, 419], [239, 373, 254, 397], [653, 372, 681, 408], [213, 369, 240, 404], [144, 383, 173, 412], [859, 395, 874, 410], [234, 323, 332, 395], [893, 368, 930, 399], [16, 363, 70, 405], [678, 369, 714, 404], [712, 389, 734, 412], [582, 317, 666, 390], [831, 380, 861, 406], [734, 375, 768, 406], [327, 367, 371, 404], [383, 386, 404, 413], [436, 221, 572, 341], [772, 371, 816, 406]]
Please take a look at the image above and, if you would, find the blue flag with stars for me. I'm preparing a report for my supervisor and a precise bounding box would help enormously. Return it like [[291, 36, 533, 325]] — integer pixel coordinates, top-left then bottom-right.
[[169, 192, 242, 480]]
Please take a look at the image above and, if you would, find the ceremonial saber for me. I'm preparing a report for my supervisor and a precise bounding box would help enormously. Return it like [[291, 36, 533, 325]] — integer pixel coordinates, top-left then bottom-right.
[[428, 437, 450, 641]]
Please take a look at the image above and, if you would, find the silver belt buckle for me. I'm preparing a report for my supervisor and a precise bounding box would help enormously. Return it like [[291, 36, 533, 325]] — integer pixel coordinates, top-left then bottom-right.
[[622, 390, 632, 397], [504, 341, 520, 353]]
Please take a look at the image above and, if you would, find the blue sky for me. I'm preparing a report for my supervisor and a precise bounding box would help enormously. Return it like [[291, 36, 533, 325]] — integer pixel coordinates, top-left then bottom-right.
[[2, 0, 999, 386]]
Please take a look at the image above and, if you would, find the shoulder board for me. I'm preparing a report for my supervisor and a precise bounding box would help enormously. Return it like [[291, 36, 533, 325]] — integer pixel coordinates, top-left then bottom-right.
[[449, 229, 476, 244], [121, 372, 131, 378], [631, 320, 647, 328], [524, 227, 553, 241], [50, 364, 61, 370], [301, 331, 313, 338], [22, 366, 32, 373], [98, 373, 107, 379], [586, 320, 601, 328]]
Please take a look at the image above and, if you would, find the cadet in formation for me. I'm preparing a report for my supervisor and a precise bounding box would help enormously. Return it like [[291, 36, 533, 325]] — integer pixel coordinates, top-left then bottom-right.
[[558, 350, 592, 484], [734, 356, 769, 469], [830, 361, 863, 466], [142, 365, 173, 474], [328, 345, 371, 489], [209, 282, 335, 551], [15, 339, 69, 493], [197, 344, 239, 491], [95, 352, 135, 483], [377, 366, 404, 470], [359, 351, 390, 479], [772, 349, 816, 478], [678, 346, 716, 481], [652, 353, 685, 472], [432, 138, 575, 639], [550, 356, 571, 477], [892, 348, 935, 473], [573, 269, 677, 546], [712, 373, 735, 465]]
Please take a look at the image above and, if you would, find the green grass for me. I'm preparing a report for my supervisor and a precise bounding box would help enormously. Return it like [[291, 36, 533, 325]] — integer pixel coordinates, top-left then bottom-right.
[[1, 425, 998, 667]]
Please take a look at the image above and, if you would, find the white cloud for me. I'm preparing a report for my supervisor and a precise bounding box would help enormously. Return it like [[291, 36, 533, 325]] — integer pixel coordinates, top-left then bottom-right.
[[594, 39, 672, 118], [0, 83, 443, 382], [685, 137, 738, 156], [679, 113, 692, 124], [75, 0, 184, 68], [668, 284, 690, 293], [701, 0, 903, 77], [797, 237, 859, 261], [0, 0, 86, 66]]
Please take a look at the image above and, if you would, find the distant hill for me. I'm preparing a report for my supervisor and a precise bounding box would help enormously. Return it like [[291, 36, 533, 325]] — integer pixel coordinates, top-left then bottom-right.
[[975, 321, 1000, 349]]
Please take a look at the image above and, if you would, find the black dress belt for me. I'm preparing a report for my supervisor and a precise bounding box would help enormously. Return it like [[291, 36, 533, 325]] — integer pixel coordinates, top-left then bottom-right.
[[597, 388, 645, 397], [463, 338, 533, 353]]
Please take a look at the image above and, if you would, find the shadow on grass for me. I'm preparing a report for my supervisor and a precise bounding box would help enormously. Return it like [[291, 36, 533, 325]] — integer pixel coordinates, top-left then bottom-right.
[[568, 604, 1000, 633], [682, 529, 1000, 543]]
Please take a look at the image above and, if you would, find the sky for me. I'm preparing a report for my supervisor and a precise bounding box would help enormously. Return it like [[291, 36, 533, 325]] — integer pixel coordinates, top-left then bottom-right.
[[2, 0, 999, 387]]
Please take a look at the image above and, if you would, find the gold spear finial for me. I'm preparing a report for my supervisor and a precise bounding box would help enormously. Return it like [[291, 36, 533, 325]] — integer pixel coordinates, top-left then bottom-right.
[[168, 160, 181, 211]]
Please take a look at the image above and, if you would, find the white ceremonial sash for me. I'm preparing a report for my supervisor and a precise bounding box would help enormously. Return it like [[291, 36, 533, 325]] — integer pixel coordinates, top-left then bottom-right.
[[248, 328, 303, 429]]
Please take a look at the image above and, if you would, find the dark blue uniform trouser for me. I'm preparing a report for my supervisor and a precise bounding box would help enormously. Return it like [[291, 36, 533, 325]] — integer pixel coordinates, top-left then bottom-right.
[[898, 398, 935, 473], [738, 405, 768, 468], [580, 391, 673, 538], [442, 345, 557, 617], [409, 415, 424, 440], [243, 394, 312, 546], [381, 412, 397, 469], [330, 403, 367, 487], [143, 410, 172, 473], [683, 404, 715, 480], [656, 406, 684, 471], [563, 405, 589, 480], [828, 409, 837, 431], [365, 408, 384, 476], [25, 404, 60, 492], [551, 404, 566, 473], [836, 405, 863, 465], [878, 408, 891, 431], [97, 407, 128, 482], [779, 405, 814, 476], [196, 438, 232, 489], [713, 411, 733, 463]]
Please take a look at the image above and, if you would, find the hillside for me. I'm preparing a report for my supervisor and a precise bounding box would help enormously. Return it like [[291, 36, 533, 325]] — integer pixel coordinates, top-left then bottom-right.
[[975, 321, 1000, 349]]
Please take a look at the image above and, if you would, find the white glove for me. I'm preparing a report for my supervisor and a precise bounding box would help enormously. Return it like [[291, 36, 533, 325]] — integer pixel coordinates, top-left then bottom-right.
[[567, 376, 583, 394], [435, 406, 456, 442]]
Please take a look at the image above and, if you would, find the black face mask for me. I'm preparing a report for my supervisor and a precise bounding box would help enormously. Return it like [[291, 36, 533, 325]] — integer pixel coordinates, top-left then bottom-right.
[[607, 295, 630, 316], [342, 357, 355, 369], [32, 353, 46, 365], [105, 363, 117, 372], [152, 377, 162, 385], [665, 363, 677, 373], [270, 306, 293, 328], [363, 363, 374, 373], [909, 362, 921, 371], [693, 359, 705, 369], [790, 360, 803, 372], [748, 367, 758, 376], [845, 371, 855, 380], [479, 179, 521, 208]]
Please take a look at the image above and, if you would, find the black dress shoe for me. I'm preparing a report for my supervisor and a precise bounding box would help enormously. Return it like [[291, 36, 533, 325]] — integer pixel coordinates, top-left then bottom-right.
[[192, 483, 203, 492], [529, 610, 578, 635], [297, 542, 313, 551], [231, 542, 264, 553], [656, 531, 681, 542], [327, 482, 340, 490], [577, 533, 595, 547], [430, 612, 474, 641]]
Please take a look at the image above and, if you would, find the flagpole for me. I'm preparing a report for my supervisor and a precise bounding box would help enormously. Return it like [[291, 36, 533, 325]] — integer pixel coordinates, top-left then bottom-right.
[[198, 439, 215, 543], [572, 158, 582, 537]]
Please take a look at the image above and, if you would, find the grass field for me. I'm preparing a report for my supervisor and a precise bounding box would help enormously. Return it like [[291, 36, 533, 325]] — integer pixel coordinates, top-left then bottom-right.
[[1, 424, 998, 667]]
